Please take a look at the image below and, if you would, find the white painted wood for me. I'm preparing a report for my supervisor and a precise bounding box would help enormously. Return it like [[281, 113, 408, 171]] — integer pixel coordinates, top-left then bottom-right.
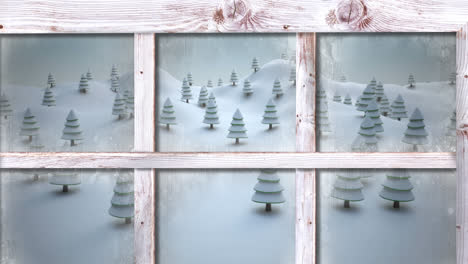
[[0, 0, 467, 33], [133, 33, 156, 264], [296, 33, 316, 264]]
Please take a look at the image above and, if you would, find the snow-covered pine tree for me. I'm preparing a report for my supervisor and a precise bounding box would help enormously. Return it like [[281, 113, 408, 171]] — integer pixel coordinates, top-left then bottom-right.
[[123, 89, 129, 104], [86, 69, 93, 80], [230, 70, 238, 86], [207, 80, 213, 88], [402, 108, 429, 151], [343, 94, 352, 105], [186, 72, 194, 86], [289, 67, 296, 85], [375, 82, 384, 102], [251, 57, 260, 73], [49, 169, 81, 192], [389, 94, 408, 121], [262, 99, 279, 129], [0, 94, 13, 119], [41, 87, 56, 107], [209, 92, 216, 103], [408, 74, 415, 88], [379, 94, 391, 116], [203, 99, 220, 129], [243, 79, 253, 95], [180, 78, 192, 103], [109, 172, 134, 224], [111, 65, 120, 80], [20, 108, 40, 142], [272, 78, 283, 98], [365, 101, 384, 133], [351, 116, 378, 152], [331, 174, 364, 208], [217, 78, 223, 87], [357, 84, 375, 114], [333, 91, 342, 103], [47, 73, 56, 88], [317, 102, 331, 133], [446, 110, 456, 137], [126, 89, 135, 118], [281, 53, 288, 60], [317, 88, 328, 106], [355, 95, 361, 109], [111, 77, 119, 93], [78, 74, 89, 93], [449, 72, 456, 85], [379, 171, 414, 208], [340, 76, 347, 82], [251, 169, 285, 212], [198, 86, 209, 107], [61, 110, 83, 146], [112, 93, 127, 120], [159, 98, 177, 129], [227, 109, 247, 144], [369, 77, 377, 92]]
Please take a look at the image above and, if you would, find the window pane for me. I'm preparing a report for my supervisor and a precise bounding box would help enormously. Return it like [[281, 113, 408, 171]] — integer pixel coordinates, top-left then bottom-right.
[[316, 33, 456, 152], [0, 35, 134, 152], [156, 34, 296, 152], [157, 169, 295, 263], [318, 169, 455, 263]]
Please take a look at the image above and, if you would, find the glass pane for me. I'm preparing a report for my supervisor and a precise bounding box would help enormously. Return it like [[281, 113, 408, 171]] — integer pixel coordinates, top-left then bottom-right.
[[318, 169, 455, 263], [157, 169, 295, 263], [156, 34, 296, 152], [0, 169, 134, 263], [316, 33, 456, 152], [0, 35, 134, 152]]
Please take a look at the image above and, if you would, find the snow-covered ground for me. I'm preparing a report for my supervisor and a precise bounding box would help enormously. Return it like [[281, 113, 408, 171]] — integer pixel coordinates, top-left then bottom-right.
[[318, 79, 456, 152]]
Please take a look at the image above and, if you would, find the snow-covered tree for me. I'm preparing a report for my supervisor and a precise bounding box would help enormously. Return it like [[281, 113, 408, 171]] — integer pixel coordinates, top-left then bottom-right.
[[111, 65, 119, 80], [365, 101, 384, 133], [446, 110, 456, 137], [390, 94, 408, 121], [198, 86, 209, 107], [340, 76, 346, 82], [209, 92, 216, 103], [355, 96, 361, 108], [379, 171, 414, 208], [78, 74, 89, 93], [351, 116, 378, 152], [317, 102, 331, 133], [49, 170, 81, 192], [203, 99, 219, 129], [262, 99, 279, 129], [207, 80, 213, 88], [180, 78, 192, 103], [227, 109, 247, 144], [251, 169, 285, 212], [86, 69, 93, 80], [357, 84, 375, 114], [112, 93, 127, 119], [159, 98, 177, 129], [333, 91, 342, 103], [369, 77, 377, 92], [343, 94, 352, 105], [111, 77, 120, 93], [317, 88, 328, 106], [42, 87, 56, 107], [281, 53, 288, 60], [20, 108, 40, 142], [331, 174, 364, 208], [375, 82, 384, 102], [230, 70, 238, 86], [126, 90, 134, 118], [449, 72, 456, 85], [47, 73, 56, 88], [217, 78, 223, 87], [379, 94, 391, 117], [289, 67, 296, 85], [109, 172, 134, 224], [272, 78, 283, 98], [251, 57, 260, 73], [187, 72, 194, 86], [61, 110, 83, 146], [408, 74, 415, 88], [402, 108, 428, 151], [0, 94, 12, 119], [243, 79, 253, 95]]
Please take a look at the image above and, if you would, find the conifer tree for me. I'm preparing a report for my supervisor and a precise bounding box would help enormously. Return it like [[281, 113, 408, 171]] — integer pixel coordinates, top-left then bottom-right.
[[262, 99, 279, 129], [379, 94, 391, 116], [251, 169, 285, 212], [61, 110, 83, 146], [449, 72, 456, 85], [227, 109, 247, 144], [159, 98, 177, 129], [42, 87, 56, 107], [289, 67, 296, 85], [365, 101, 384, 133], [446, 110, 456, 137], [351, 116, 378, 152], [203, 99, 220, 129], [0, 94, 12, 119], [379, 171, 414, 208], [180, 78, 192, 103], [333, 91, 342, 103], [251, 57, 260, 73], [375, 81, 384, 102], [390, 94, 408, 121], [331, 174, 364, 208], [230, 70, 238, 86], [402, 108, 429, 151], [317, 102, 331, 133], [357, 84, 375, 114], [86, 69, 93, 80], [126, 89, 135, 118], [109, 172, 134, 224], [111, 65, 120, 80], [112, 93, 127, 119], [355, 96, 361, 110], [111, 77, 120, 93], [198, 86, 209, 107], [20, 108, 40, 141], [207, 80, 213, 88], [340, 76, 347, 82], [186, 72, 194, 86], [49, 169, 81, 192], [209, 92, 216, 103], [217, 78, 223, 87], [272, 78, 283, 98], [47, 73, 56, 88], [408, 74, 415, 88], [243, 79, 253, 95], [281, 53, 288, 60], [78, 74, 89, 93], [317, 88, 328, 106], [343, 94, 352, 105], [369, 77, 377, 92]]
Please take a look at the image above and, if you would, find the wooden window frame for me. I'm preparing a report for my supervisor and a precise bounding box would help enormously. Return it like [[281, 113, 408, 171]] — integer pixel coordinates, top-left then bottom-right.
[[0, 1, 467, 264]]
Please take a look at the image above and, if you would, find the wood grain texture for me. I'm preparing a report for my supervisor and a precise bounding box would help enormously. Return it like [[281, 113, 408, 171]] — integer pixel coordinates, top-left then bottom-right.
[[456, 23, 468, 264], [1, 0, 467, 33], [295, 33, 316, 264], [133, 34, 156, 264]]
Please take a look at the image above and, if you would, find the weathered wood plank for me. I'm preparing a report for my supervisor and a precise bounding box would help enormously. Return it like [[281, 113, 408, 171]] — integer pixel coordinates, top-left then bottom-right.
[[296, 33, 316, 264], [133, 33, 156, 264], [0, 0, 467, 33]]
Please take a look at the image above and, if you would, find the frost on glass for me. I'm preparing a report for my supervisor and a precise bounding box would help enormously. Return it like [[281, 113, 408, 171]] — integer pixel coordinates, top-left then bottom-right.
[[317, 33, 456, 152], [157, 169, 295, 264], [156, 34, 296, 152], [0, 169, 134, 263], [319, 169, 455, 263], [0, 35, 134, 152]]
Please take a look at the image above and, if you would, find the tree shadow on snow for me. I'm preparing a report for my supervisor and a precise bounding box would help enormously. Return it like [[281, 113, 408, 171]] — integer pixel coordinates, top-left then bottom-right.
[[332, 203, 363, 214], [111, 220, 134, 230], [50, 187, 81, 196], [252, 206, 282, 216], [381, 202, 414, 214]]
